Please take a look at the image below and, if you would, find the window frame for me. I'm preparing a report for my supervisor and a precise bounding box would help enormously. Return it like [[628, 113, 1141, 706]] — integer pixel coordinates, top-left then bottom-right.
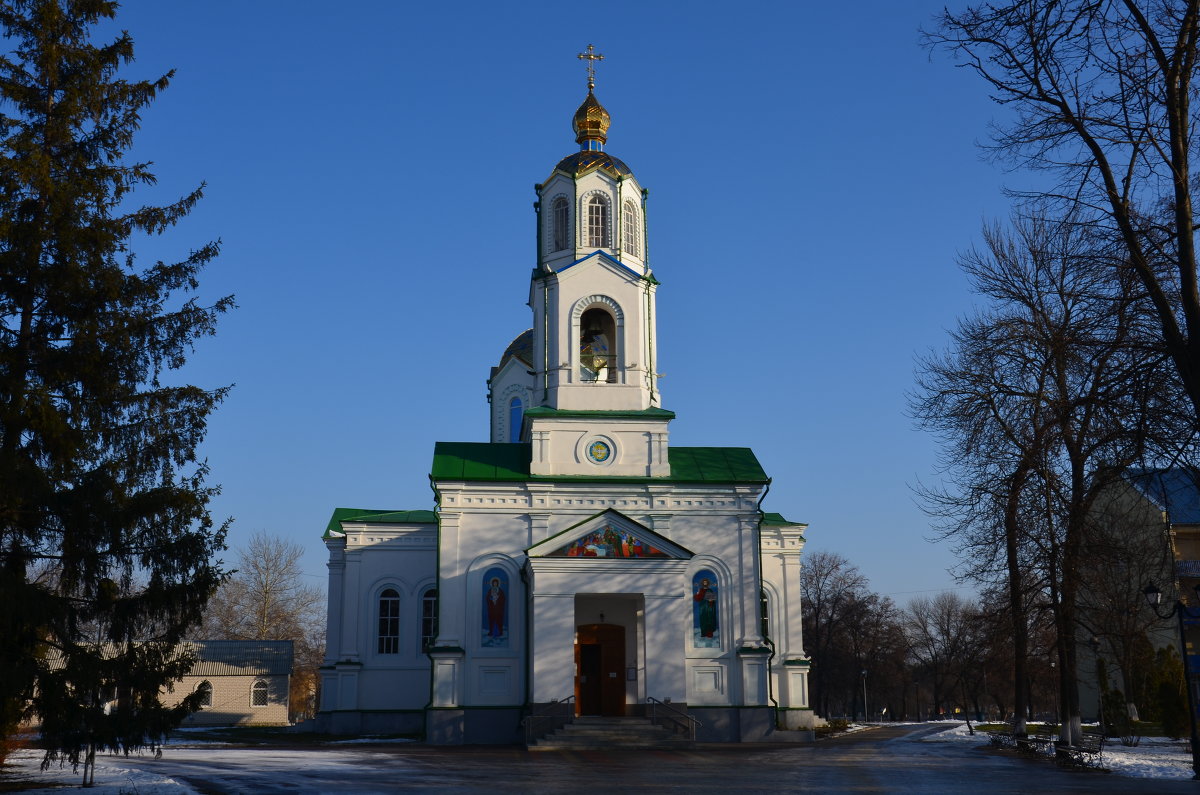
[[196, 680, 213, 709], [508, 396, 523, 443], [421, 587, 438, 651], [251, 679, 269, 708], [551, 196, 569, 251], [622, 200, 639, 256], [378, 587, 401, 655], [586, 195, 610, 248]]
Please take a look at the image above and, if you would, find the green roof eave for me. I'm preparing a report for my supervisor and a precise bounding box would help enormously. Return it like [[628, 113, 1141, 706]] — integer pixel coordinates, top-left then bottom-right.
[[324, 508, 437, 538], [523, 406, 676, 420], [430, 442, 768, 485], [761, 511, 805, 527]]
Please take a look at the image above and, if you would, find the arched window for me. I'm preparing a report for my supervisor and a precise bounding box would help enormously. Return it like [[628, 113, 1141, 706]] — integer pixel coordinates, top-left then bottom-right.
[[623, 200, 639, 256], [551, 196, 569, 251], [378, 588, 400, 654], [196, 680, 213, 708], [579, 307, 616, 383], [251, 680, 269, 707], [692, 570, 720, 648], [587, 195, 609, 247], [421, 587, 438, 651], [508, 397, 523, 443]]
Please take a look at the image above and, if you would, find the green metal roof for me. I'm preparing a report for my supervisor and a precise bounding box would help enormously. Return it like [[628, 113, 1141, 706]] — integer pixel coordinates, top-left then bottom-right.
[[324, 507, 437, 538], [430, 442, 768, 484], [761, 512, 804, 526], [523, 406, 676, 420]]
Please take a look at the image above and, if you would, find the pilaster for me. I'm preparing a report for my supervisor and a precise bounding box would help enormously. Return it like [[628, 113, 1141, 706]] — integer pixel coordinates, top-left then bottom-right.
[[323, 538, 345, 665], [338, 547, 362, 661]]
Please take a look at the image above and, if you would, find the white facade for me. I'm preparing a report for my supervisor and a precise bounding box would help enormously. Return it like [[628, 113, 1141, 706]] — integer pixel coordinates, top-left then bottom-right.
[[317, 86, 813, 743]]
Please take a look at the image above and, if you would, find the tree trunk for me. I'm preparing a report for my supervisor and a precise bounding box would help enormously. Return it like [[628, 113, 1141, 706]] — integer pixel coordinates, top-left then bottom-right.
[[1006, 465, 1030, 734]]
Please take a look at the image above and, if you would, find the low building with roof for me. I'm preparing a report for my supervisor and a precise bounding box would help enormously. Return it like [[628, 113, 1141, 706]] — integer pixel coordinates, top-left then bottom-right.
[[173, 640, 293, 726], [41, 640, 292, 728], [316, 64, 813, 745]]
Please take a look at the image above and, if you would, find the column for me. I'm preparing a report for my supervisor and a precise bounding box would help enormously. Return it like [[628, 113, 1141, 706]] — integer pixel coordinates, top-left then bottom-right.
[[643, 594, 686, 703]]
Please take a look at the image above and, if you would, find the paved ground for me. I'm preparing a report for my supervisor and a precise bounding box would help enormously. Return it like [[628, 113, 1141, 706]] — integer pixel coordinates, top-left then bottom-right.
[[96, 723, 1198, 794]]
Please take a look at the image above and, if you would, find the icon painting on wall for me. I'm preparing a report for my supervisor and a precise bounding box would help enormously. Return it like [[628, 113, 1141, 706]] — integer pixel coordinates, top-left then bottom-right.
[[546, 524, 669, 558], [482, 567, 508, 647], [693, 570, 720, 648]]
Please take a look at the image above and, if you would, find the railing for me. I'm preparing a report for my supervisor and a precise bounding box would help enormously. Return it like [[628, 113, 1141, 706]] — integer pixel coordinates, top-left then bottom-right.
[[646, 697, 701, 741], [521, 695, 575, 747]]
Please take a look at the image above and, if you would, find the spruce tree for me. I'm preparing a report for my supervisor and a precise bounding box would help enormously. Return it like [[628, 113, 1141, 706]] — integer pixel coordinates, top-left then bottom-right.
[[0, 1, 230, 783]]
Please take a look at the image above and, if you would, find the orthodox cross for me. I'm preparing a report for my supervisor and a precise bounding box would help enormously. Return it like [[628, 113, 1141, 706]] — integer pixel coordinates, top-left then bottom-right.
[[577, 44, 605, 91]]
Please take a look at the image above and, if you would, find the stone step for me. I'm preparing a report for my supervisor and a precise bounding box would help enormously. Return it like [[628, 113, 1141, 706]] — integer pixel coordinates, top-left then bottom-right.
[[560, 724, 668, 734], [530, 717, 693, 750]]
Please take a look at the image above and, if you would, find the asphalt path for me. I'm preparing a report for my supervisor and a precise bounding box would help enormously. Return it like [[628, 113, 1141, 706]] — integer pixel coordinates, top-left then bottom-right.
[[123, 723, 1195, 794]]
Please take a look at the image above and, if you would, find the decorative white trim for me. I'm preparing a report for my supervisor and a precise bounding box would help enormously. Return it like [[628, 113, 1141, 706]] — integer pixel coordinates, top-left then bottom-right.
[[467, 554, 522, 657], [496, 382, 531, 444], [687, 556, 735, 658], [570, 293, 624, 323], [546, 193, 572, 253], [578, 189, 613, 248]]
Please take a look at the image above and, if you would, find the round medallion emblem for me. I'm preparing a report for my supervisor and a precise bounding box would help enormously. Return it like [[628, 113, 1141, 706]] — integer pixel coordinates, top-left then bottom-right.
[[587, 440, 612, 463]]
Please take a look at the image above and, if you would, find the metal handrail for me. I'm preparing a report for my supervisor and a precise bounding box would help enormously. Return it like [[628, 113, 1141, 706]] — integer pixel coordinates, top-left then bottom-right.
[[646, 696, 701, 741], [521, 695, 575, 746]]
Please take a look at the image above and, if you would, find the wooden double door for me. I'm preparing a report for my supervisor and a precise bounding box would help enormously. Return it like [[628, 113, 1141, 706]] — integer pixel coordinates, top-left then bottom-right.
[[575, 623, 626, 716]]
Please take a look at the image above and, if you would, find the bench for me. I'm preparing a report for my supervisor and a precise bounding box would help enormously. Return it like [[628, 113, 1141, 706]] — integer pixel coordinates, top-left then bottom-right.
[[986, 720, 1053, 756], [1015, 733, 1054, 755], [987, 729, 1013, 748], [1054, 732, 1104, 768]]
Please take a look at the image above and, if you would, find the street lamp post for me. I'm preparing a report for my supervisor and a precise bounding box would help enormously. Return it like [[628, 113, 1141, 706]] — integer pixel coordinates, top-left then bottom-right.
[[861, 670, 868, 724], [1143, 581, 1200, 781], [1088, 636, 1104, 738]]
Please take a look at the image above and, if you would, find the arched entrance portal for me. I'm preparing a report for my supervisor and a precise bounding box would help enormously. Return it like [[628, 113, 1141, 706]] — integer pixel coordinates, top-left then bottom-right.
[[575, 623, 625, 716]]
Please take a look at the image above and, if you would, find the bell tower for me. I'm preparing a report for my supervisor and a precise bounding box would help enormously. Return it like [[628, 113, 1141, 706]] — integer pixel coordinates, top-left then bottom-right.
[[525, 47, 671, 477]]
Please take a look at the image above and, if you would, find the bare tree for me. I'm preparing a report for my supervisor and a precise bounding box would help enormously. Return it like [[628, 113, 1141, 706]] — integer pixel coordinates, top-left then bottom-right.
[[905, 593, 979, 719], [801, 551, 869, 717], [913, 214, 1185, 742], [198, 533, 324, 721], [926, 0, 1200, 429]]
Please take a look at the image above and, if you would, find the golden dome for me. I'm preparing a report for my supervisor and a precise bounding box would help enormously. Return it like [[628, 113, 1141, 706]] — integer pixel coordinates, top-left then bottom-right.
[[573, 91, 611, 147]]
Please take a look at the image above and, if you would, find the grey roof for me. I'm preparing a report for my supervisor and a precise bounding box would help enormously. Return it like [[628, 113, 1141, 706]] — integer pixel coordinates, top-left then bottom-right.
[[184, 640, 293, 677], [1127, 468, 1200, 524], [43, 640, 293, 677]]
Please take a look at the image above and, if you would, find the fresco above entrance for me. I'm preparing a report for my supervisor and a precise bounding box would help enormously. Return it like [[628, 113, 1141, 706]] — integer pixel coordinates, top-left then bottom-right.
[[546, 524, 668, 558]]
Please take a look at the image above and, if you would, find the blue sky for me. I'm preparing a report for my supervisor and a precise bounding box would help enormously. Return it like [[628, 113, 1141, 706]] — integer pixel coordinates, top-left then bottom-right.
[[95, 1, 1024, 603]]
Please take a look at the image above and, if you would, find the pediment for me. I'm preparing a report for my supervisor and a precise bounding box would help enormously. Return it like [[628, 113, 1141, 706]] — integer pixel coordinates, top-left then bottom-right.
[[555, 250, 643, 280], [527, 509, 692, 559]]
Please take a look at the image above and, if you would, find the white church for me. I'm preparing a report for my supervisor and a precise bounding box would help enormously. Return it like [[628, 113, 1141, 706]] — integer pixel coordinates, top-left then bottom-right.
[[316, 52, 814, 745]]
